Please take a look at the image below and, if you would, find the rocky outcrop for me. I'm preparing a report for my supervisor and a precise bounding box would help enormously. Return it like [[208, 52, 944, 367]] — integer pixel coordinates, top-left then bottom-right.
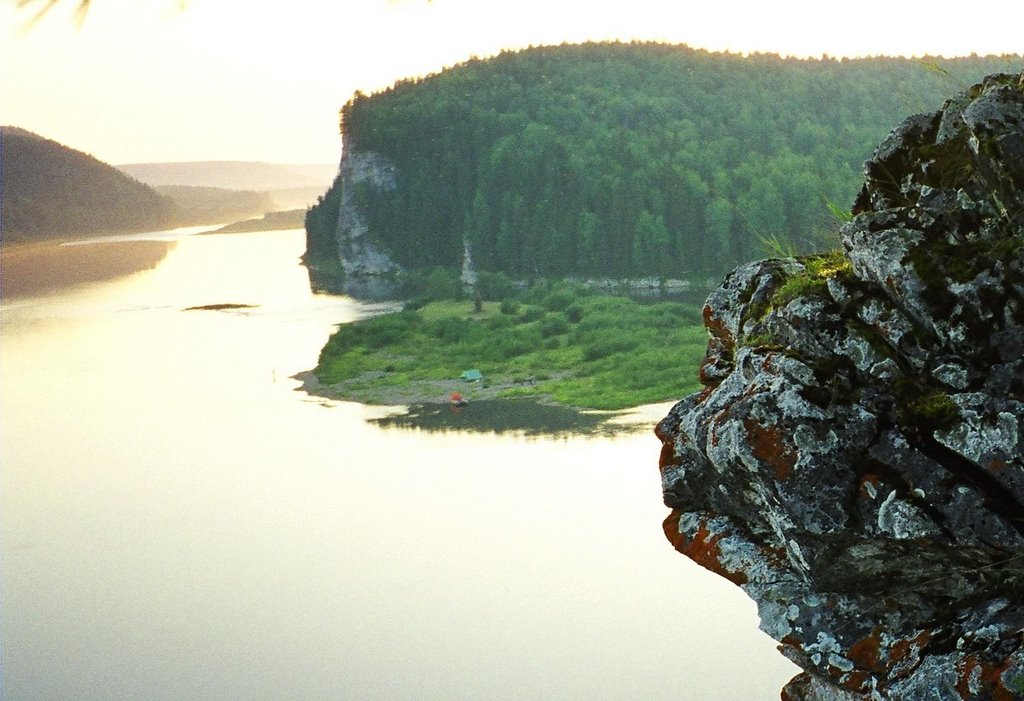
[[656, 74, 1024, 700], [334, 131, 402, 278], [326, 134, 482, 296], [460, 236, 479, 290]]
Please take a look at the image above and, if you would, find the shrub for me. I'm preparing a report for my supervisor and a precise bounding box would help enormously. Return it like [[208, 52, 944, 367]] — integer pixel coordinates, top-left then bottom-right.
[[519, 305, 546, 323], [565, 304, 584, 323], [487, 313, 515, 330], [424, 267, 464, 301], [485, 336, 530, 361], [431, 316, 469, 342], [360, 313, 419, 348], [521, 279, 552, 304], [479, 326, 543, 361], [540, 315, 570, 338], [500, 299, 521, 315], [397, 269, 429, 298], [476, 271, 517, 301], [542, 289, 575, 312]]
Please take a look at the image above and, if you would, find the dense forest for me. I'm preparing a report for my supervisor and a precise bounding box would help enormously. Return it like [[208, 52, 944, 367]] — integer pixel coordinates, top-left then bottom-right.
[[1, 127, 179, 241], [306, 42, 1020, 281]]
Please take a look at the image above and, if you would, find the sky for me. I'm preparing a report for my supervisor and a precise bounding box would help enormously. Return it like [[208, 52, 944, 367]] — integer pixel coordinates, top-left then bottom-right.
[[1, 0, 1022, 166]]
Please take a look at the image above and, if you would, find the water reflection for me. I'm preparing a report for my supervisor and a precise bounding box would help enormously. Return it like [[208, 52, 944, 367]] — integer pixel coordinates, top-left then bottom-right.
[[368, 398, 644, 436], [1, 238, 176, 298], [1, 230, 797, 701]]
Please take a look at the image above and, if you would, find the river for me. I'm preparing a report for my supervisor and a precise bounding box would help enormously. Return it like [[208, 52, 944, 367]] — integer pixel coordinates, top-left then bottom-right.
[[0, 228, 797, 700]]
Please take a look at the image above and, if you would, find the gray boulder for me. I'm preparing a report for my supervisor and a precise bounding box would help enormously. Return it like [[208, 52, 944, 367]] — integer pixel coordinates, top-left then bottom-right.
[[657, 73, 1024, 700]]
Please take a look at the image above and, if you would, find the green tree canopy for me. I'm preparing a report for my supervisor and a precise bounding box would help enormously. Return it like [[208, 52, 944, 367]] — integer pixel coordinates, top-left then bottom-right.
[[307, 42, 1020, 281]]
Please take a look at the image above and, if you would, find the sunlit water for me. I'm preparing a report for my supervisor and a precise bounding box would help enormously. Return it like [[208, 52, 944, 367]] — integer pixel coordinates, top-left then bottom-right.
[[1, 229, 797, 700]]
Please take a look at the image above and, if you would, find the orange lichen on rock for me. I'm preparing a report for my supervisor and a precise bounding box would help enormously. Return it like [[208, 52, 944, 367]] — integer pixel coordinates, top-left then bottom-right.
[[848, 631, 883, 673], [743, 418, 798, 480], [662, 511, 748, 585], [841, 668, 874, 694], [702, 304, 735, 347], [698, 357, 721, 386], [957, 654, 1016, 701], [888, 629, 932, 671], [657, 441, 677, 472]]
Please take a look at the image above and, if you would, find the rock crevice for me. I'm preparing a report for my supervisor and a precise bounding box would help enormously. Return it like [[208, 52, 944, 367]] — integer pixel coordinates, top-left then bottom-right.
[[657, 74, 1024, 700]]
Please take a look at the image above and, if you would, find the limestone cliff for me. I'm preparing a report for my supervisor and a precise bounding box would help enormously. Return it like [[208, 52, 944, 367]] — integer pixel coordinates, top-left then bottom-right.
[[656, 74, 1024, 700], [306, 131, 480, 297], [333, 131, 402, 278]]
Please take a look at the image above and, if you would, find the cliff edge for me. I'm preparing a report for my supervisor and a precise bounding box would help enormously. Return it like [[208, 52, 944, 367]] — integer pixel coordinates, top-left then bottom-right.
[[656, 74, 1024, 700]]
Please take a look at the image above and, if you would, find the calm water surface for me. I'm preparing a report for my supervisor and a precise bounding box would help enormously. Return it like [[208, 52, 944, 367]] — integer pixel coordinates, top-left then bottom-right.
[[1, 229, 797, 700]]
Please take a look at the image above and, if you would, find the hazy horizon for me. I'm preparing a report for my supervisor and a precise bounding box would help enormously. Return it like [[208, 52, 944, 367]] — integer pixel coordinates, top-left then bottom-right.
[[2, 0, 1022, 165]]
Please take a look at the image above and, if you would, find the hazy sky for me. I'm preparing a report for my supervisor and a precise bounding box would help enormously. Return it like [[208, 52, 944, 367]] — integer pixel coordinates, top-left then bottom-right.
[[2, 0, 1022, 165]]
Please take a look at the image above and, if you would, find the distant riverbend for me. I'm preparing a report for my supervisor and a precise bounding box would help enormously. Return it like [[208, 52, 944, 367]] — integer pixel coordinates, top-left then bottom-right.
[[199, 209, 305, 235]]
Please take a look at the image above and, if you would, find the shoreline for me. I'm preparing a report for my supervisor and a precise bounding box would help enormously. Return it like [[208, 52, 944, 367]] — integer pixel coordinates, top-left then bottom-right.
[[294, 369, 560, 407], [294, 369, 675, 433]]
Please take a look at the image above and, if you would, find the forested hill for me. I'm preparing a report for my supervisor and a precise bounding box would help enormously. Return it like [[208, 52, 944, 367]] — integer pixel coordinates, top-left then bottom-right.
[[1, 127, 178, 241], [305, 42, 1020, 283]]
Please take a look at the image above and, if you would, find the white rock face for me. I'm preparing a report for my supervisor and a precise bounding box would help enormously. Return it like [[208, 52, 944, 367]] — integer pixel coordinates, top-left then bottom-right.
[[460, 237, 478, 289], [334, 134, 402, 277]]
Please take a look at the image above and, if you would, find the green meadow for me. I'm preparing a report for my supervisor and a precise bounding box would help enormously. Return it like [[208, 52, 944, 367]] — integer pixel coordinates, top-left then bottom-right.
[[314, 282, 708, 411]]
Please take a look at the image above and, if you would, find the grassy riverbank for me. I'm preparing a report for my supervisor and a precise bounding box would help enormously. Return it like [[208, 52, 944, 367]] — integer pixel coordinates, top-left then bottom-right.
[[310, 286, 708, 411]]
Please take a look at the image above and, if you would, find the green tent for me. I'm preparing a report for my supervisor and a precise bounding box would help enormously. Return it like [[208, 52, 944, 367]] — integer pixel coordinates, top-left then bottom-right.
[[460, 369, 483, 382]]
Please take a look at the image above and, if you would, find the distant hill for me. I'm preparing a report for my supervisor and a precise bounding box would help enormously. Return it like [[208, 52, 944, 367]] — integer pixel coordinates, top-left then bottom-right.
[[199, 209, 306, 235], [117, 161, 337, 192], [1, 127, 178, 241], [154, 185, 275, 225]]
